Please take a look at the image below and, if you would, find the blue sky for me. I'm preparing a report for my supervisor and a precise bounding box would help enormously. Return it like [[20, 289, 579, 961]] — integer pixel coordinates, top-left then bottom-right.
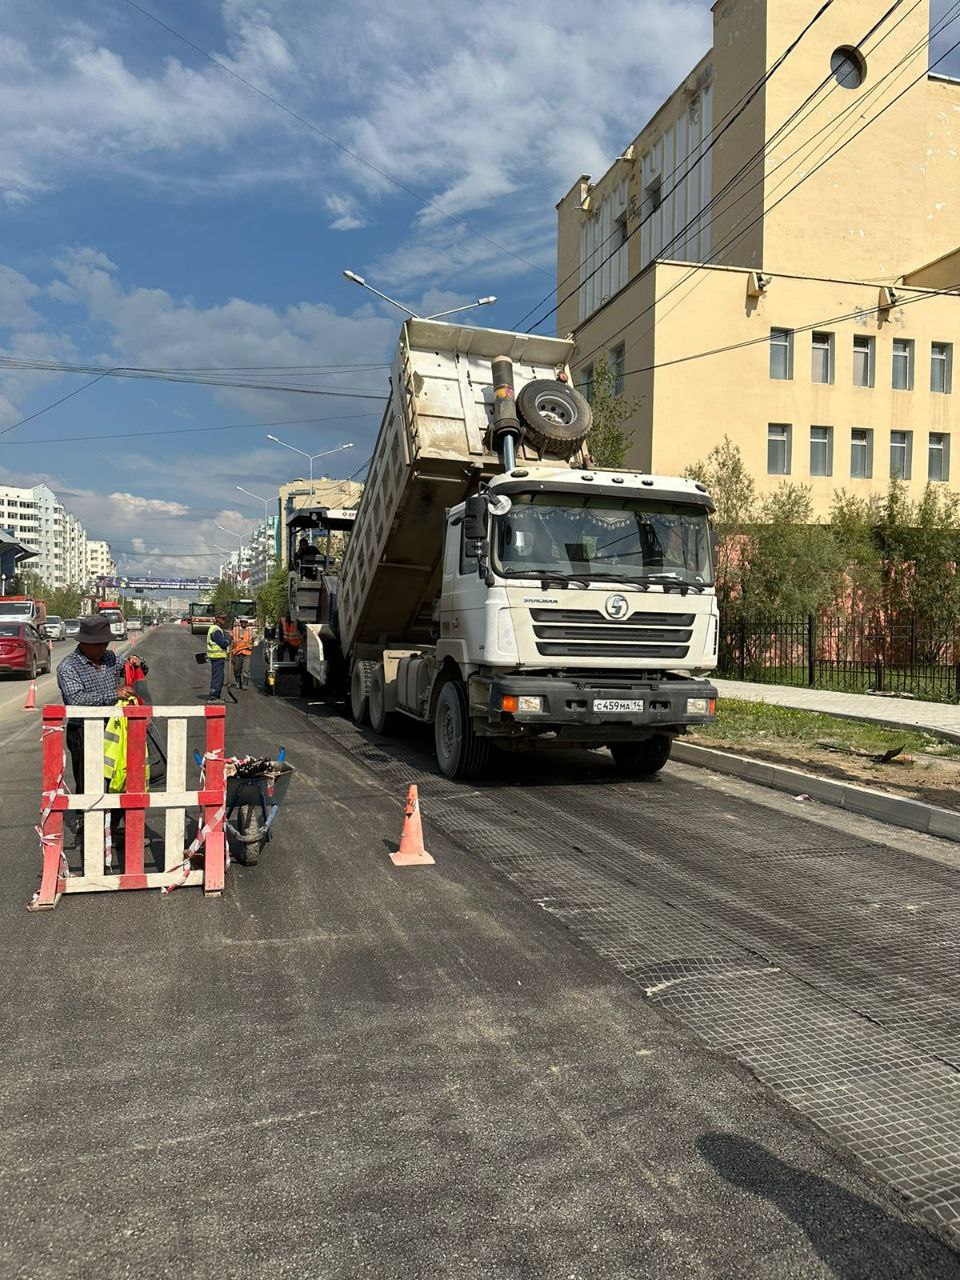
[[0, 0, 958, 575]]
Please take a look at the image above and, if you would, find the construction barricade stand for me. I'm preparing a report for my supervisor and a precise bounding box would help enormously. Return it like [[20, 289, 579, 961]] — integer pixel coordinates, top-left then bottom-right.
[[30, 703, 227, 910]]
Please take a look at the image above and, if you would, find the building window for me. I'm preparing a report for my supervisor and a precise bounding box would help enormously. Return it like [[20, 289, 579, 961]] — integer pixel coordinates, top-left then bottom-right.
[[929, 432, 950, 482], [770, 328, 793, 380], [851, 428, 873, 479], [853, 335, 874, 387], [892, 338, 914, 390], [931, 342, 953, 394], [610, 344, 625, 396], [811, 332, 834, 384], [579, 364, 594, 404], [645, 175, 662, 213], [889, 430, 912, 480], [768, 423, 791, 475], [810, 426, 833, 477]]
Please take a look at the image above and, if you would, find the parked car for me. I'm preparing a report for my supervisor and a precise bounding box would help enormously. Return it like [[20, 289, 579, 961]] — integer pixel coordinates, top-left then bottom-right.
[[0, 622, 52, 679], [43, 615, 66, 641], [98, 608, 127, 641], [64, 618, 81, 639]]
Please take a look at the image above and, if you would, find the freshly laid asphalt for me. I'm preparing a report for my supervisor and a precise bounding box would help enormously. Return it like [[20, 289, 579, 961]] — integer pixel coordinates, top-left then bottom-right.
[[1, 625, 958, 1279]]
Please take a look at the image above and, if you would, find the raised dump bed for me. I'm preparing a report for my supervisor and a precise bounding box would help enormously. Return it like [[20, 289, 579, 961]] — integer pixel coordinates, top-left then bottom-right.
[[338, 318, 576, 651]]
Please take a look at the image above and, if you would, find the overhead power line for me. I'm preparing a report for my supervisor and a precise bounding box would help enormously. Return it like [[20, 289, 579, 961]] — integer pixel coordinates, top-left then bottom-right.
[[0, 410, 379, 447], [121, 0, 549, 278]]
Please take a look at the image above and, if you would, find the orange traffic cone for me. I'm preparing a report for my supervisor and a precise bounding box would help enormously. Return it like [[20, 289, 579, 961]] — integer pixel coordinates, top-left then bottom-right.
[[23, 679, 37, 711], [391, 784, 435, 866]]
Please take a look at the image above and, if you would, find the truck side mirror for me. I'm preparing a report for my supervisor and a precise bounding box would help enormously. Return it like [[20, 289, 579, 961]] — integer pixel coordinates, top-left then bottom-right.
[[463, 494, 487, 541]]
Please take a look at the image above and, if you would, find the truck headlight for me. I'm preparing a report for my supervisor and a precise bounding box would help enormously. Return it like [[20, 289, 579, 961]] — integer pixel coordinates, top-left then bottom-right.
[[686, 697, 715, 716], [518, 695, 543, 713], [497, 607, 518, 657]]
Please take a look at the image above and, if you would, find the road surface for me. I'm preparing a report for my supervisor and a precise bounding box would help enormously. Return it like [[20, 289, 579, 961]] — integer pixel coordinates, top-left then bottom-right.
[[1, 625, 958, 1278]]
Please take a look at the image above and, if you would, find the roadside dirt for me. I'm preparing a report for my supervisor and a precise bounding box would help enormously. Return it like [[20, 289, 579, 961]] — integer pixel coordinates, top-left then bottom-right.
[[693, 734, 960, 811]]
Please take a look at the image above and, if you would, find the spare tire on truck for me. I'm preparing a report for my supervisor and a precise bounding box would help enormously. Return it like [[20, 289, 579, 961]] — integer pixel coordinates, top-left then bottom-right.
[[516, 379, 592, 457]]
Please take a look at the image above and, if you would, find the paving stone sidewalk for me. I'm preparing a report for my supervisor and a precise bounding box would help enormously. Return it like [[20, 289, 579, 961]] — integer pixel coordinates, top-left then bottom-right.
[[714, 678, 960, 742]]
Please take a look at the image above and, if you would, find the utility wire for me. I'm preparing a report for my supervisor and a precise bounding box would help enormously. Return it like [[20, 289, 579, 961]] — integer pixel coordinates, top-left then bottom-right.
[[121, 0, 549, 278], [0, 410, 379, 447], [0, 354, 390, 402], [0, 372, 113, 439]]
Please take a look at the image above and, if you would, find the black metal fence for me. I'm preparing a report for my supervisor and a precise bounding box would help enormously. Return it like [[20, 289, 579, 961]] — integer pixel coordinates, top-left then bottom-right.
[[719, 614, 960, 703]]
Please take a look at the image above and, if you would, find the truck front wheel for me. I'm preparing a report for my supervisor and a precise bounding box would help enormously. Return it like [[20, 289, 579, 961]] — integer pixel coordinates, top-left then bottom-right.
[[434, 680, 489, 780], [610, 735, 672, 777], [350, 660, 377, 724]]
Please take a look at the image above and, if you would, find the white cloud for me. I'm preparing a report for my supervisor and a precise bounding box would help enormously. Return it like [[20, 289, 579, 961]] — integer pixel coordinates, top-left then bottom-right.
[[0, 1, 712, 284], [324, 193, 368, 231]]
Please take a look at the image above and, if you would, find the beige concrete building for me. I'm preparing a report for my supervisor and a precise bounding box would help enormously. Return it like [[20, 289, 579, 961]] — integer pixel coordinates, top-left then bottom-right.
[[556, 0, 960, 512]]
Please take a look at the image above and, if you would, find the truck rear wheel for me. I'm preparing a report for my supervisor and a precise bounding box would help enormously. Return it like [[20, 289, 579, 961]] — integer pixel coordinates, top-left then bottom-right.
[[434, 680, 489, 780], [610, 735, 672, 776], [350, 660, 377, 724], [369, 663, 395, 735]]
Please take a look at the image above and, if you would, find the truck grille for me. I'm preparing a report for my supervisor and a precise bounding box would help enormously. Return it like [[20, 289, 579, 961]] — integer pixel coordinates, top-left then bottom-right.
[[530, 608, 694, 660]]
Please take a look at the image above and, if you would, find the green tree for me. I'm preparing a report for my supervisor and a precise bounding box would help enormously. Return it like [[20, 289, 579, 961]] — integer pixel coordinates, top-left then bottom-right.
[[828, 490, 883, 613], [46, 585, 84, 619], [685, 436, 756, 615], [254, 561, 288, 627], [583, 355, 638, 469], [743, 484, 843, 617], [211, 577, 240, 618]]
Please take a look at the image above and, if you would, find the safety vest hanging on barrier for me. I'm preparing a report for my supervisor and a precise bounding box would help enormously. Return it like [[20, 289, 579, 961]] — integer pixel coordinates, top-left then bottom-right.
[[104, 696, 152, 793]]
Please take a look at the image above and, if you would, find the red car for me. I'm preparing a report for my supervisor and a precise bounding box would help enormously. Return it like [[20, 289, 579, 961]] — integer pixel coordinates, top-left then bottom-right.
[[0, 621, 52, 679]]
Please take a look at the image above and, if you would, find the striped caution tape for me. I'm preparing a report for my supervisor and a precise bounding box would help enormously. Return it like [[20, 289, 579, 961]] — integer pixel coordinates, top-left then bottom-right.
[[160, 801, 226, 895]]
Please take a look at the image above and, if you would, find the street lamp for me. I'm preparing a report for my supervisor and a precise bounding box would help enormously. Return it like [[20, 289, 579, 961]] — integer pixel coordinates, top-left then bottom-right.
[[343, 269, 496, 321], [236, 485, 275, 525], [215, 524, 244, 540], [265, 437, 354, 487]]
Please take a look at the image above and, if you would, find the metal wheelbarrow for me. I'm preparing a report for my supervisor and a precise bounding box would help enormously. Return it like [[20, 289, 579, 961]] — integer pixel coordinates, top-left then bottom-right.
[[204, 750, 295, 866]]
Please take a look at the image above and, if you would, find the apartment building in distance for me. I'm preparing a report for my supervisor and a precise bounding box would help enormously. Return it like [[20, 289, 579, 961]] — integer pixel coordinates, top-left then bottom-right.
[[555, 0, 960, 513], [85, 539, 117, 584], [0, 483, 114, 589]]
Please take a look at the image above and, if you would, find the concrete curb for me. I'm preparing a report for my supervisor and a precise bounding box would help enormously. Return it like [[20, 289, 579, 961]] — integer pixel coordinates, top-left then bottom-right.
[[673, 740, 960, 843]]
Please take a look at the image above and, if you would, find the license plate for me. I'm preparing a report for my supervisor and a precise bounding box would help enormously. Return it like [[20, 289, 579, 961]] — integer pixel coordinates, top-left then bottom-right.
[[594, 699, 644, 714]]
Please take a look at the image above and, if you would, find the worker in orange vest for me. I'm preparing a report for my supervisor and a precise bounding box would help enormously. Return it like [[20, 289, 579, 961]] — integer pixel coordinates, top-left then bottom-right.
[[230, 616, 255, 691], [278, 615, 300, 663]]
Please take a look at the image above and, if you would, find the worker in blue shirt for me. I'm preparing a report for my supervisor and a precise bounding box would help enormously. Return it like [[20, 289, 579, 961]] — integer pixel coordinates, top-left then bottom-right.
[[57, 614, 134, 793], [206, 614, 230, 701]]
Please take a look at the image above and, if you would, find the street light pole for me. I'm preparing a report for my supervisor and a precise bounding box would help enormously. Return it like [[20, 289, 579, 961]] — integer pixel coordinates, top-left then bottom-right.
[[264, 438, 355, 490], [343, 270, 496, 321]]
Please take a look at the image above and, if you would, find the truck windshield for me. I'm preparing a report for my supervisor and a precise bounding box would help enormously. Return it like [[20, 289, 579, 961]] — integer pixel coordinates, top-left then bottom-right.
[[492, 492, 714, 587], [0, 602, 32, 617]]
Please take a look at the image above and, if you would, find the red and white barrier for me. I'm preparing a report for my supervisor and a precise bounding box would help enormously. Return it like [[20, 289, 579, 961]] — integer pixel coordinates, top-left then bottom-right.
[[29, 703, 227, 910]]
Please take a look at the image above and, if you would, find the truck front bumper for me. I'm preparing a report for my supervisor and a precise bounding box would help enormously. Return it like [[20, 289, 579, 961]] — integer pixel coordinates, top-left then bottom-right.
[[485, 674, 717, 740]]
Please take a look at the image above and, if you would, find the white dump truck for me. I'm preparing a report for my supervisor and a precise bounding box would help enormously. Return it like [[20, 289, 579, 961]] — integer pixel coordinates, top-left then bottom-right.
[[289, 317, 719, 779]]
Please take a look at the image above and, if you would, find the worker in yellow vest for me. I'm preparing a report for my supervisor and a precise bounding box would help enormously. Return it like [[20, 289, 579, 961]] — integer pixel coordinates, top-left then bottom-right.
[[206, 614, 230, 701], [231, 616, 255, 691]]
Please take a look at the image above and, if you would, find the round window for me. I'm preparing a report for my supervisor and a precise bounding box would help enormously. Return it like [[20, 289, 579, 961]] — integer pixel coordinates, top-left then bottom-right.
[[830, 45, 866, 89]]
